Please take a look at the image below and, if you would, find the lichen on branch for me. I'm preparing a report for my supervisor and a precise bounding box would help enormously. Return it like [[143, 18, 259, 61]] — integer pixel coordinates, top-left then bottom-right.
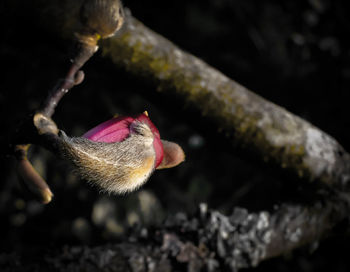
[[99, 13, 350, 189]]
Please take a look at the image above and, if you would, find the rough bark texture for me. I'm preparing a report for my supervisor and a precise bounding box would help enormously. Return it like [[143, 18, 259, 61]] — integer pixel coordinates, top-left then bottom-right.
[[23, 0, 350, 189], [1, 196, 349, 272]]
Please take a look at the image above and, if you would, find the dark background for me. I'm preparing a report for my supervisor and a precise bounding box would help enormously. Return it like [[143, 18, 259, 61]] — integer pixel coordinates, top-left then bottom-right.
[[1, 0, 350, 271]]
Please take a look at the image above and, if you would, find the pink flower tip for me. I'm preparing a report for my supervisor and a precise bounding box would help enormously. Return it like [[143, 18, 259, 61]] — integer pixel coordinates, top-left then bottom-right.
[[83, 113, 164, 168]]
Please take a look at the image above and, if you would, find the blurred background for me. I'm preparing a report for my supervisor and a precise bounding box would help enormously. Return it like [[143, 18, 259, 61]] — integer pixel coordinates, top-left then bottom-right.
[[1, 0, 350, 271]]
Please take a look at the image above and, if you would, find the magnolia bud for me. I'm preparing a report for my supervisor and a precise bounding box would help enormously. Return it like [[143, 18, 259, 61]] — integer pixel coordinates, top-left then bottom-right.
[[59, 113, 184, 194], [80, 0, 125, 40]]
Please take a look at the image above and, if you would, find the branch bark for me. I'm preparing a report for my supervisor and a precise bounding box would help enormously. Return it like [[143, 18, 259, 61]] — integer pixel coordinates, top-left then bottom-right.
[[2, 196, 349, 271], [23, 0, 350, 189], [100, 13, 350, 189]]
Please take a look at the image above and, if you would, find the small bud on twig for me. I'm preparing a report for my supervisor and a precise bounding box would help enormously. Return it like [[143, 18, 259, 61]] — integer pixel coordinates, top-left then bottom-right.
[[77, 0, 125, 47], [33, 113, 59, 135]]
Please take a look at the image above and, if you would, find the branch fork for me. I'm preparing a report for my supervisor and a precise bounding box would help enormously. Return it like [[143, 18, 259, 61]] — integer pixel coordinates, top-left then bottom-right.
[[13, 0, 126, 203]]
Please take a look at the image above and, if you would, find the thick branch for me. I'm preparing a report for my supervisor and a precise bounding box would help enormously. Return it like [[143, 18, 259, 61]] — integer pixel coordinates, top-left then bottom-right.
[[2, 195, 349, 271], [102, 13, 350, 189], [23, 1, 350, 189]]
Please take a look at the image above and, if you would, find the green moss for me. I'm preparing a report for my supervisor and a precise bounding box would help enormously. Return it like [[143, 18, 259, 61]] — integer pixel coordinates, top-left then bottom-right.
[[101, 21, 316, 184]]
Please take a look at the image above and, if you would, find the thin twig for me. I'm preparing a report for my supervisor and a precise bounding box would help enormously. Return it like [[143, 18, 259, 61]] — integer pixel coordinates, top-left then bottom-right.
[[12, 45, 95, 203], [10, 0, 125, 203], [40, 54, 88, 118]]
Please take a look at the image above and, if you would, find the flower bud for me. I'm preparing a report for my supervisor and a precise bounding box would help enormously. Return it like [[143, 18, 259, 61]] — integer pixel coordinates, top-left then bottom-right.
[[59, 112, 184, 194], [59, 113, 163, 193], [80, 0, 125, 40]]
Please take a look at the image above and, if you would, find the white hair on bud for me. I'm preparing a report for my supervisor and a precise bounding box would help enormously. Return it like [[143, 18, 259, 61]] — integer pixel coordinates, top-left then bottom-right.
[[59, 122, 156, 194]]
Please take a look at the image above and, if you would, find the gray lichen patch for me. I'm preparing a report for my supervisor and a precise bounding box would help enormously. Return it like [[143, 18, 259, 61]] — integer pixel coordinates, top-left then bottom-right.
[[200, 207, 273, 269], [303, 127, 338, 179]]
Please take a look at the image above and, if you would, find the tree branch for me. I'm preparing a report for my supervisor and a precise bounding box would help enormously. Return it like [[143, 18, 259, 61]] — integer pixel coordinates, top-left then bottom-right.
[[22, 1, 350, 189], [101, 12, 350, 189], [2, 195, 349, 271]]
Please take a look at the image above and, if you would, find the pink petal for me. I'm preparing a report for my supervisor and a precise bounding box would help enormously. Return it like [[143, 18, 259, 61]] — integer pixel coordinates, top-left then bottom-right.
[[83, 113, 164, 168], [83, 116, 134, 143]]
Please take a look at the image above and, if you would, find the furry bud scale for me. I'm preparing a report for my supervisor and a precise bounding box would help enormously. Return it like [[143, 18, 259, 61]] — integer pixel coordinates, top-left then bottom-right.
[[83, 113, 163, 167], [58, 113, 185, 194], [60, 120, 157, 194]]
